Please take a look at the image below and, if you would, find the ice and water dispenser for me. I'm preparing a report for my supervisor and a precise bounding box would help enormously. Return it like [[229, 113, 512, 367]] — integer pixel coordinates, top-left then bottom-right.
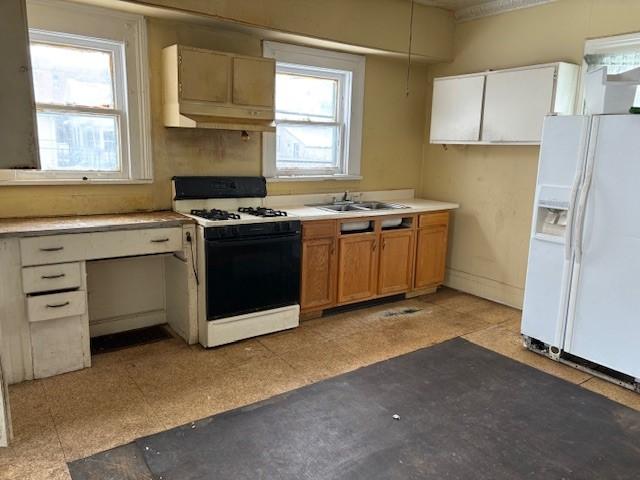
[[534, 186, 571, 240]]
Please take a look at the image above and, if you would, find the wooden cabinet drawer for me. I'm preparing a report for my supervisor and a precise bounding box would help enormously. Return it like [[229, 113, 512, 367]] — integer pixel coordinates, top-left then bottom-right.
[[419, 212, 450, 228], [302, 220, 336, 240], [27, 291, 87, 323], [22, 262, 82, 294], [20, 227, 183, 266]]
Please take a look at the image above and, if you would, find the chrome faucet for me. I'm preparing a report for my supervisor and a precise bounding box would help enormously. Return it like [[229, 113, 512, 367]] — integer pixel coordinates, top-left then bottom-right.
[[342, 190, 352, 203]]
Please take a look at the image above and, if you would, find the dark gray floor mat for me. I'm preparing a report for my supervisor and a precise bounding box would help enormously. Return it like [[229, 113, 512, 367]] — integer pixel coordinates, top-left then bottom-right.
[[69, 338, 640, 480]]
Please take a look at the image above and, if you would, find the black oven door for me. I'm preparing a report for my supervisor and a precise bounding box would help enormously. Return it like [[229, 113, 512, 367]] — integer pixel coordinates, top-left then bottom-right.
[[205, 232, 301, 320]]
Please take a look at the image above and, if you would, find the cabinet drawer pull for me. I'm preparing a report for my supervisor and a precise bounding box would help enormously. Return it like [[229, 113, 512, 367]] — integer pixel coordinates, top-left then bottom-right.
[[46, 301, 70, 309], [42, 273, 66, 280], [372, 241, 377, 252], [151, 238, 170, 243], [40, 246, 64, 252]]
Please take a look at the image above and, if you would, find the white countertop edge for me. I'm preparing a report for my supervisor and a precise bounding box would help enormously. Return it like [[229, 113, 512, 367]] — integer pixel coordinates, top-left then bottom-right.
[[285, 199, 459, 222]]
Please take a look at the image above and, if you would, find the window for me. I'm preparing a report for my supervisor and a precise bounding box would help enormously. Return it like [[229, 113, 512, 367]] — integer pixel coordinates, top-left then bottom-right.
[[263, 42, 365, 181], [583, 32, 640, 111], [2, 0, 151, 184]]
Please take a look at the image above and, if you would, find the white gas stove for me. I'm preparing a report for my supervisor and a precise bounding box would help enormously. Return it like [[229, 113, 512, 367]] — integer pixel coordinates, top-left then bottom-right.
[[172, 176, 301, 348]]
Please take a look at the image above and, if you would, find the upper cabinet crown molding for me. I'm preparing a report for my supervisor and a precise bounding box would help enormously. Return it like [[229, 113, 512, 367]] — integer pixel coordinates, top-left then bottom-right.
[[162, 44, 276, 132], [429, 62, 579, 145]]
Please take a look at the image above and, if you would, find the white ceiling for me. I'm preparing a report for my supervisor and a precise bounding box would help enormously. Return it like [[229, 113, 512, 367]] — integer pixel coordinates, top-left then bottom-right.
[[415, 0, 556, 21]]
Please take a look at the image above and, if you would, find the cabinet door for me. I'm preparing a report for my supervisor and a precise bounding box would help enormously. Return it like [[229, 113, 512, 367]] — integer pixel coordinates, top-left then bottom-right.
[[179, 47, 230, 103], [0, 0, 39, 169], [430, 75, 485, 143], [482, 67, 556, 143], [378, 230, 414, 295], [232, 57, 275, 108], [301, 237, 337, 310], [415, 220, 449, 289], [337, 235, 378, 304]]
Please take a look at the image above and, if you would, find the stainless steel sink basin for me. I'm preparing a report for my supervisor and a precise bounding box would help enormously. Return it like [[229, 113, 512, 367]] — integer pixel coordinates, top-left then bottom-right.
[[308, 200, 409, 213], [354, 201, 408, 210], [317, 204, 365, 212]]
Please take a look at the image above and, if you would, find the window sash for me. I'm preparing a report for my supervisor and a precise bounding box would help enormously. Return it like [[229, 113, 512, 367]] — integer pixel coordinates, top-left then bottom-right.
[[262, 41, 364, 181], [582, 33, 640, 113], [274, 64, 348, 176], [27, 27, 131, 179]]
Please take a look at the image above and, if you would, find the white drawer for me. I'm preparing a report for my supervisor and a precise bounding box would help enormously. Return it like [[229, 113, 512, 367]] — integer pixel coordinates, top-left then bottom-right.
[[20, 234, 87, 266], [22, 262, 82, 294], [26, 291, 87, 322], [20, 227, 184, 266]]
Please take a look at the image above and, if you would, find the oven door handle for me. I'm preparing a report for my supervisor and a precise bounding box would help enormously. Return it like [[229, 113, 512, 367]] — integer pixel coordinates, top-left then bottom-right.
[[206, 233, 299, 247]]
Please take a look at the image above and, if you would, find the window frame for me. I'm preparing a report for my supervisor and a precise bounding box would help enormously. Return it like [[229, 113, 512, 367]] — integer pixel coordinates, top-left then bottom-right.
[[580, 32, 640, 114], [262, 41, 365, 182], [0, 0, 152, 185]]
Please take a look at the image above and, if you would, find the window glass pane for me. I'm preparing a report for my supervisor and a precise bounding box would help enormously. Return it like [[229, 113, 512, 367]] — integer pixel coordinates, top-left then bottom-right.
[[31, 42, 115, 108], [585, 51, 640, 106], [275, 73, 337, 121], [36, 112, 119, 171], [276, 124, 339, 172]]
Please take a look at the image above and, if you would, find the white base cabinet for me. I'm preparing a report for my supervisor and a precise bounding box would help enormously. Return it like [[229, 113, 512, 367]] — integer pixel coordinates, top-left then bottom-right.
[[430, 62, 579, 145], [0, 224, 198, 385]]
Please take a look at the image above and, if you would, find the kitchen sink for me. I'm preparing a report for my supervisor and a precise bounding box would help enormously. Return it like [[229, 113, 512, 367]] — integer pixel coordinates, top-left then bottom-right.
[[353, 201, 408, 210], [309, 201, 409, 212], [318, 204, 366, 212]]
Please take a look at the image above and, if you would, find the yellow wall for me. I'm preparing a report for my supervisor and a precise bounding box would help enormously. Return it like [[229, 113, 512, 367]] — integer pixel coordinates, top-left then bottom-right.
[[0, 0, 445, 218], [134, 0, 454, 60], [421, 0, 640, 307]]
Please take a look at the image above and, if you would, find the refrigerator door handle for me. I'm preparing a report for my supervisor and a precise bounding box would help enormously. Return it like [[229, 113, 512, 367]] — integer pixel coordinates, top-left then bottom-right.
[[574, 120, 599, 260], [564, 173, 582, 261], [565, 120, 592, 261]]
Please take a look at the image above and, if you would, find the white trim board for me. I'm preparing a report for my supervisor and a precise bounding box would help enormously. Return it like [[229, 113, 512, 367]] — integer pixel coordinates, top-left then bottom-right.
[[415, 0, 556, 22]]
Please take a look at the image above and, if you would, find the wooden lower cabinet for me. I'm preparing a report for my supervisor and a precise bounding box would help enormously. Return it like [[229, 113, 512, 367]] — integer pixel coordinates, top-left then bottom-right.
[[414, 213, 450, 288], [300, 211, 450, 313], [378, 229, 414, 295], [337, 234, 378, 304], [300, 237, 337, 310]]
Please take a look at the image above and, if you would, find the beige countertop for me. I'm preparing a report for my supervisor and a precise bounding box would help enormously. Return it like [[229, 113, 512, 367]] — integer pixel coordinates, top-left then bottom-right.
[[0, 211, 194, 238], [285, 198, 459, 222]]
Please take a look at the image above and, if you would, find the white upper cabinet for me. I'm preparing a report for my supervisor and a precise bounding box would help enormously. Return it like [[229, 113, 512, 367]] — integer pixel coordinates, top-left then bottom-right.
[[430, 62, 579, 145], [430, 75, 485, 143]]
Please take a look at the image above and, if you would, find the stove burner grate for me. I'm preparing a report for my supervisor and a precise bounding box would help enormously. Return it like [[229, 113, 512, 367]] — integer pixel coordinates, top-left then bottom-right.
[[190, 209, 241, 221], [238, 207, 288, 218]]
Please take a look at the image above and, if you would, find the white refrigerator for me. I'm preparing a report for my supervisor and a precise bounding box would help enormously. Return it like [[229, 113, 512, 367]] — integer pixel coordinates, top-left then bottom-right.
[[522, 114, 640, 387]]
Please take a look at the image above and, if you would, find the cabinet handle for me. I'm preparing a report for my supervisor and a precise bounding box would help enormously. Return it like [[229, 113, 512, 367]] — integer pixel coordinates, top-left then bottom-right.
[[151, 238, 170, 243], [46, 301, 70, 309], [42, 273, 66, 280], [372, 240, 377, 252], [382, 240, 386, 250], [40, 246, 64, 252]]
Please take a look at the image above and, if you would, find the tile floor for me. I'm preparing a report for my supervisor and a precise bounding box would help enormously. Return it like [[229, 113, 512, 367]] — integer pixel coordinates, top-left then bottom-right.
[[2, 288, 639, 479]]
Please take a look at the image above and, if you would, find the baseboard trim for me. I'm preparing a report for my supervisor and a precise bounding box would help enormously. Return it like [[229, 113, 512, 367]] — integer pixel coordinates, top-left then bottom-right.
[[89, 310, 167, 337], [445, 269, 524, 309]]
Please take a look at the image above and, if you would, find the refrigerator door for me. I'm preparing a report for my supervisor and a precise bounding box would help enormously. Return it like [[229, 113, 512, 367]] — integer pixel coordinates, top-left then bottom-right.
[[521, 115, 591, 349], [565, 115, 640, 380]]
